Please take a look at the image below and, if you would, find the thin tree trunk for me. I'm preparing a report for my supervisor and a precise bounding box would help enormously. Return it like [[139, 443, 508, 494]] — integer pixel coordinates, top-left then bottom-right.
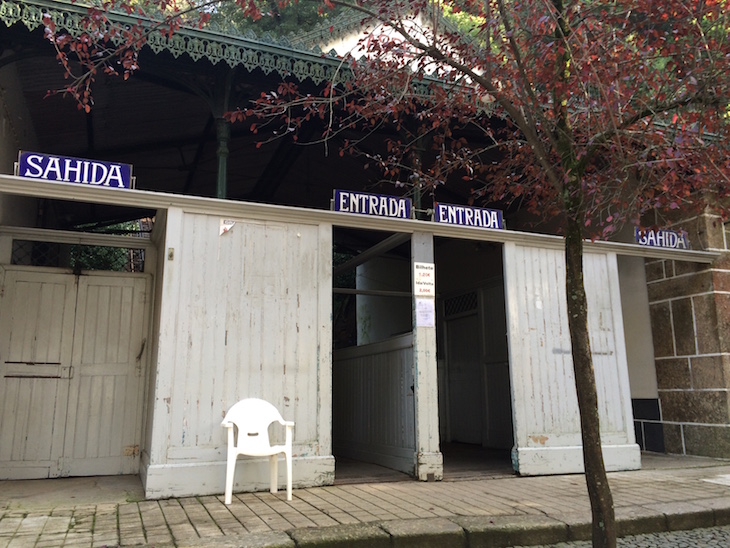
[[564, 213, 617, 548]]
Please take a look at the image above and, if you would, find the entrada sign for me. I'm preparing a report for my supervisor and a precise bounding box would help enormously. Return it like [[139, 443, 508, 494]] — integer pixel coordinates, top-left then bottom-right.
[[17, 151, 134, 189], [434, 202, 504, 229], [635, 227, 689, 249], [333, 189, 412, 219]]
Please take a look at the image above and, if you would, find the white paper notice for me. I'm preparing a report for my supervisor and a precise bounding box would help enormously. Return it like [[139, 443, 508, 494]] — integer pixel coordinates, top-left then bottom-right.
[[220, 218, 235, 235], [414, 262, 436, 296], [416, 298, 435, 328]]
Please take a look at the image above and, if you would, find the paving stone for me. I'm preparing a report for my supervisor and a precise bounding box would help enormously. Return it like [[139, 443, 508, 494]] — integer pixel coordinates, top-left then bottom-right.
[[36, 532, 67, 543], [693, 496, 730, 526], [380, 517, 466, 548], [644, 501, 715, 531], [42, 516, 72, 535], [289, 523, 390, 548], [555, 511, 591, 541], [0, 518, 22, 535], [615, 506, 666, 536], [3, 455, 730, 548], [452, 515, 569, 548], [178, 531, 294, 547], [17, 515, 48, 533], [92, 537, 121, 547]]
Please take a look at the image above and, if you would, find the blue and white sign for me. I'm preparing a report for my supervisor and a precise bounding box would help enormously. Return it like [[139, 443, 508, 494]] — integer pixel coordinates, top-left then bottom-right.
[[333, 189, 412, 219], [635, 227, 689, 249], [434, 203, 504, 229], [17, 151, 134, 189]]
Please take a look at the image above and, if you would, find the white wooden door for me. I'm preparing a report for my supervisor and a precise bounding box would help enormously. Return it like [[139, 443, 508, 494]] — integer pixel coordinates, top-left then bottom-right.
[[445, 312, 484, 444], [0, 269, 77, 479], [62, 274, 149, 476], [0, 268, 149, 479], [443, 283, 513, 448], [480, 283, 513, 449]]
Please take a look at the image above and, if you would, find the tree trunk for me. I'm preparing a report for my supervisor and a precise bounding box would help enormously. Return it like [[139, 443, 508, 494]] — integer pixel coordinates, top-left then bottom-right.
[[564, 213, 617, 548]]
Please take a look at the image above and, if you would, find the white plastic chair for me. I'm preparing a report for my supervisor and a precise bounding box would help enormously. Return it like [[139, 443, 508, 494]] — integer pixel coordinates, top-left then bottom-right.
[[221, 398, 295, 503]]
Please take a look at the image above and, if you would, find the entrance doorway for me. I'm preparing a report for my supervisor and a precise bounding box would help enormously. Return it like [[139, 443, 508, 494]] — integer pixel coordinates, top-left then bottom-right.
[[436, 238, 514, 473], [0, 267, 150, 479], [331, 227, 415, 478]]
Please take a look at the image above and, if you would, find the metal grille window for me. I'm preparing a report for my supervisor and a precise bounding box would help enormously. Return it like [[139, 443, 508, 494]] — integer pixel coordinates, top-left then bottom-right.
[[444, 291, 478, 318], [11, 240, 145, 272]]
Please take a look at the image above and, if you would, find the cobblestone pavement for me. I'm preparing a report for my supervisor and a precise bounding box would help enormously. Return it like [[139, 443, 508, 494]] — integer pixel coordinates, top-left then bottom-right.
[[1, 456, 730, 547], [526, 524, 730, 547]]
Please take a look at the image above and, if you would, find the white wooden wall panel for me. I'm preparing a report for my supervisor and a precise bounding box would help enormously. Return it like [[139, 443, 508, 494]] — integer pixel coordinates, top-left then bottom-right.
[[156, 212, 329, 471], [583, 254, 630, 437], [510, 245, 579, 438], [333, 334, 415, 473], [504, 243, 639, 475]]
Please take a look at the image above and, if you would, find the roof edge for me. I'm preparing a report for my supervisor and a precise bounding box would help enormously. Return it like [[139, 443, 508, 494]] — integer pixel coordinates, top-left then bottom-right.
[[0, 0, 350, 84]]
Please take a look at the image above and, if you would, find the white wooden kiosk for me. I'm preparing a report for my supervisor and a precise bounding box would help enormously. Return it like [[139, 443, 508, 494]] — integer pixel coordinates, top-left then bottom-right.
[[0, 173, 717, 498]]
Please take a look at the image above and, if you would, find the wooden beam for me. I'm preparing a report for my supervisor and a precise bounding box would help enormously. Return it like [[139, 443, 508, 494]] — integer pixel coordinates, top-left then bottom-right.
[[333, 232, 412, 276]]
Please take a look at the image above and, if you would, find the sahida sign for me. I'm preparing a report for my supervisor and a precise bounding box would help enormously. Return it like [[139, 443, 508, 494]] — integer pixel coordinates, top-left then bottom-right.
[[634, 227, 690, 249], [434, 203, 504, 229], [17, 151, 134, 189], [333, 189, 411, 219]]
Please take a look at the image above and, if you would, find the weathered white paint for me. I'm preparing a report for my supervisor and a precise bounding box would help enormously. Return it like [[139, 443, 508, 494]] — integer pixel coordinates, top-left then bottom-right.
[[0, 268, 75, 479], [140, 210, 167, 484], [333, 334, 415, 473], [2, 176, 706, 491], [0, 226, 155, 251], [0, 267, 150, 479], [62, 274, 150, 476], [504, 243, 640, 475], [143, 209, 334, 499], [411, 232, 443, 480], [0, 174, 718, 264]]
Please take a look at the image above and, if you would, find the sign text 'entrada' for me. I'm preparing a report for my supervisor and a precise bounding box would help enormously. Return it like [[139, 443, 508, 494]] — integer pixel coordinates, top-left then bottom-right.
[[334, 190, 412, 219], [435, 203, 504, 229], [17, 151, 134, 189], [332, 190, 506, 230]]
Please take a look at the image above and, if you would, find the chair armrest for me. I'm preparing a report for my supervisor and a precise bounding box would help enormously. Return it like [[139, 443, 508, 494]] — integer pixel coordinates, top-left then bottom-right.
[[221, 420, 234, 428], [279, 420, 295, 427]]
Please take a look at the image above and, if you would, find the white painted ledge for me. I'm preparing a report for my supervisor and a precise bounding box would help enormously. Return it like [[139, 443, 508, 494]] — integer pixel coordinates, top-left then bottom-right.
[[142, 455, 335, 499], [513, 444, 641, 476]]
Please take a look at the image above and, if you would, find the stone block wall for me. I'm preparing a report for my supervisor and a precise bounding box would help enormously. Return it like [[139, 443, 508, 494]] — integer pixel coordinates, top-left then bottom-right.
[[645, 214, 730, 457]]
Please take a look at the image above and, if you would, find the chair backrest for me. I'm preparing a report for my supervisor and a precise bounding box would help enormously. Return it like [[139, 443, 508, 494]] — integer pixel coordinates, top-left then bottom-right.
[[223, 398, 286, 452]]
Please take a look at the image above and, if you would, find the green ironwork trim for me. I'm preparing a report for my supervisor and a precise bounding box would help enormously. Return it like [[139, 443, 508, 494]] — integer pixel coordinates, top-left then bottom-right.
[[0, 0, 479, 105], [0, 0, 352, 85]]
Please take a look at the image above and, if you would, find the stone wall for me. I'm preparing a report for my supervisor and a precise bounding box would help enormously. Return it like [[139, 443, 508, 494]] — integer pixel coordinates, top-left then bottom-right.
[[646, 213, 730, 457]]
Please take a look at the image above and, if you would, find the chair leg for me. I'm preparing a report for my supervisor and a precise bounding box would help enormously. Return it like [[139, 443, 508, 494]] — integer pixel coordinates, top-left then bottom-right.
[[286, 451, 292, 501], [224, 455, 236, 505], [270, 455, 278, 494]]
